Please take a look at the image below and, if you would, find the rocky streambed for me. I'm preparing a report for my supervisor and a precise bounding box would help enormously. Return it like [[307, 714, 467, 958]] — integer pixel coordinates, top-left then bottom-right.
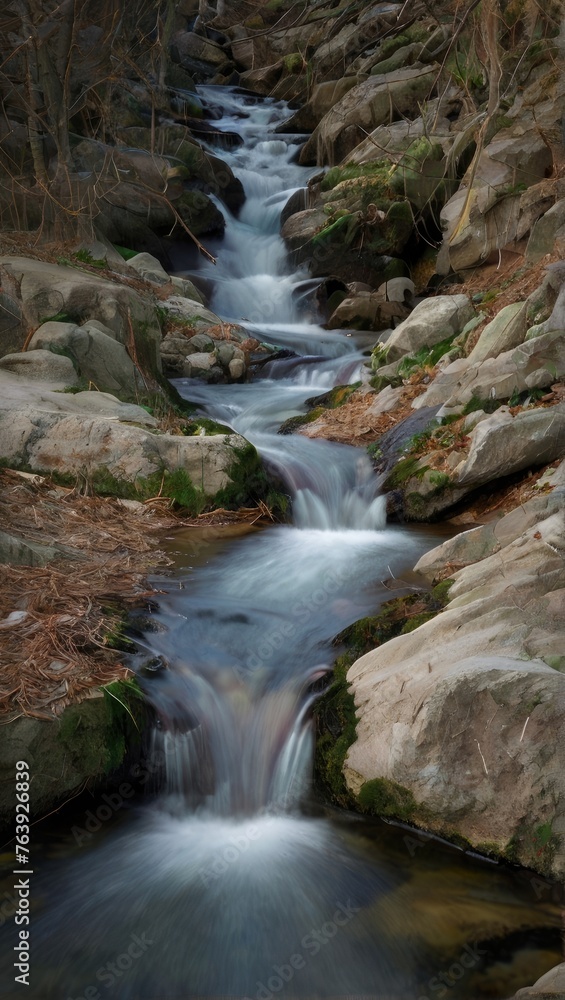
[[1, 0, 565, 996]]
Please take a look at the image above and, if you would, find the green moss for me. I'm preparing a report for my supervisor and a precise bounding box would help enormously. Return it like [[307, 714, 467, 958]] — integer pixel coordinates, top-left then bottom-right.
[[47, 466, 206, 514], [357, 777, 417, 820], [504, 821, 561, 875], [313, 654, 358, 807], [321, 161, 391, 194], [461, 393, 502, 415], [400, 612, 437, 633], [305, 383, 361, 410], [113, 245, 139, 260], [39, 309, 81, 325], [432, 579, 454, 605], [57, 682, 146, 779], [213, 443, 288, 518], [283, 52, 303, 74], [397, 335, 456, 379], [383, 456, 429, 488], [184, 417, 232, 436], [428, 470, 451, 489]]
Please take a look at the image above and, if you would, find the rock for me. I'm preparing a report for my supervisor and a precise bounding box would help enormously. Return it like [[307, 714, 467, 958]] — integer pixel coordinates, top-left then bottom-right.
[[438, 128, 555, 273], [0, 700, 140, 831], [413, 330, 565, 410], [467, 302, 528, 363], [385, 400, 565, 520], [171, 30, 230, 80], [513, 963, 565, 999], [281, 207, 329, 265], [327, 293, 410, 332], [0, 531, 63, 567], [281, 78, 361, 133], [0, 369, 245, 493], [29, 321, 143, 397], [455, 404, 565, 488], [0, 350, 78, 386], [527, 198, 565, 263], [299, 66, 439, 166], [182, 351, 216, 376], [114, 125, 245, 213], [0, 256, 162, 379], [238, 62, 284, 95], [345, 506, 565, 876], [382, 295, 475, 362], [414, 489, 565, 582], [126, 252, 170, 285]]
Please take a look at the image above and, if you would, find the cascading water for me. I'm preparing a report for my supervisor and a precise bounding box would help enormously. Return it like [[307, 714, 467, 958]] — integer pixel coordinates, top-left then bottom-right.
[[5, 88, 562, 1000]]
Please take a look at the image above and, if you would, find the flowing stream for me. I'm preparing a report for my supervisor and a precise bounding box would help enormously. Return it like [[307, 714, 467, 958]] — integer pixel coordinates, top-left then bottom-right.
[[3, 87, 563, 1000]]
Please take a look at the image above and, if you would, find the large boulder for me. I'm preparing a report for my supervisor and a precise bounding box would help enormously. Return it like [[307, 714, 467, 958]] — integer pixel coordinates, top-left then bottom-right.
[[29, 321, 143, 398], [438, 128, 556, 274], [0, 256, 162, 380], [0, 350, 79, 386], [0, 370, 245, 494], [299, 66, 439, 166], [413, 330, 565, 410], [345, 505, 565, 877], [385, 402, 565, 519], [381, 295, 475, 362]]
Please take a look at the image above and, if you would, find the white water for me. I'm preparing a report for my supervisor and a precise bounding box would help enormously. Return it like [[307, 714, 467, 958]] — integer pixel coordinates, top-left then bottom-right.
[[0, 89, 466, 1000]]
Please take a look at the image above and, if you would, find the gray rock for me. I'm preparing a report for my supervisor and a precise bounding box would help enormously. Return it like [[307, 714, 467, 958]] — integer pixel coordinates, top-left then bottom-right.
[[382, 294, 474, 362], [467, 301, 527, 363], [299, 66, 439, 166], [346, 506, 565, 875], [0, 350, 78, 386], [0, 256, 162, 377], [0, 531, 63, 567], [414, 330, 565, 410], [0, 369, 245, 494], [126, 252, 170, 285], [456, 403, 565, 487], [414, 489, 565, 581], [29, 321, 143, 397], [527, 197, 565, 263], [438, 125, 556, 272], [512, 962, 565, 999]]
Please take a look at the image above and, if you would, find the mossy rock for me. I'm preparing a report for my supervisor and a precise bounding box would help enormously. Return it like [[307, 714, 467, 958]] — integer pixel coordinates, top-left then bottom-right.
[[305, 382, 361, 409], [314, 587, 453, 807], [0, 682, 147, 831]]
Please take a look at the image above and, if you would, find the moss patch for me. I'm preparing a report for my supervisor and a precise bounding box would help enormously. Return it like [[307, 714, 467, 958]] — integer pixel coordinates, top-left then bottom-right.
[[213, 443, 289, 518], [357, 777, 418, 820]]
